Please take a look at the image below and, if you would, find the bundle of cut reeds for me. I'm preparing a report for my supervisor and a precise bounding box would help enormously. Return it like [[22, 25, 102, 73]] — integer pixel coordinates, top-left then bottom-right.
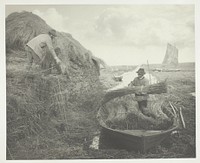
[[98, 94, 175, 130], [103, 81, 167, 103]]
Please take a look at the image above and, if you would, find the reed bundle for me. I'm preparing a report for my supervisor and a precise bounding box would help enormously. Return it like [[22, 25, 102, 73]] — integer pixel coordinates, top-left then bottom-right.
[[103, 81, 167, 103]]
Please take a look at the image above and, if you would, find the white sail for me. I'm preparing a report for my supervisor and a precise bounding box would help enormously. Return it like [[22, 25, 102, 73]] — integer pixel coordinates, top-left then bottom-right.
[[162, 43, 178, 66]]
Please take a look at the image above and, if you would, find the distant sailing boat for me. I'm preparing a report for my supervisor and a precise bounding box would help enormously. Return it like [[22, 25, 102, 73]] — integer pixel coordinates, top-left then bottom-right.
[[162, 43, 178, 66]]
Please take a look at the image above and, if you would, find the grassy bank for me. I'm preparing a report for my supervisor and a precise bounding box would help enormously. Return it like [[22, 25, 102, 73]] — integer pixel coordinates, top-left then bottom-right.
[[7, 63, 195, 159]]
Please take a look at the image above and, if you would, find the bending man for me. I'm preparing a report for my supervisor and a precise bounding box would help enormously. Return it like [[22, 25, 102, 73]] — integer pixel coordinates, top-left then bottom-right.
[[25, 29, 67, 75]]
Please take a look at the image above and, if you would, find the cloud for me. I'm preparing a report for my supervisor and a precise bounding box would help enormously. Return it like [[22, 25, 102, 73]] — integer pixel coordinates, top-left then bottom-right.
[[33, 8, 69, 32], [29, 6, 194, 65], [31, 6, 194, 49], [88, 5, 194, 48]]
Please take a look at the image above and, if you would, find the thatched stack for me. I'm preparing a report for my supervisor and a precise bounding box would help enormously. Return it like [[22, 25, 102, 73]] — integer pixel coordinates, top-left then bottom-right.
[[6, 12, 50, 51], [6, 11, 107, 73], [6, 11, 106, 157]]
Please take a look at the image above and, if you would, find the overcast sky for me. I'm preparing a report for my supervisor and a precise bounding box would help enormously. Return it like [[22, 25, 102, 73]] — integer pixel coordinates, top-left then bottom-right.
[[6, 5, 195, 66]]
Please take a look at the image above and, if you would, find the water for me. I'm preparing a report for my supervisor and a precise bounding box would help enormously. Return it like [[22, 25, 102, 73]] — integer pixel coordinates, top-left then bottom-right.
[[109, 66, 158, 91]]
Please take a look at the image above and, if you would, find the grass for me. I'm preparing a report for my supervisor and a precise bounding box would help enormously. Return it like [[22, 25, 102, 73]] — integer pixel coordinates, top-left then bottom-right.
[[6, 62, 195, 159], [6, 53, 103, 160]]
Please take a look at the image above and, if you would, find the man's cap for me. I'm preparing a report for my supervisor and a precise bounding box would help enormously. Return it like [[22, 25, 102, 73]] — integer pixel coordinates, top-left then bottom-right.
[[136, 68, 146, 74], [49, 29, 57, 37]]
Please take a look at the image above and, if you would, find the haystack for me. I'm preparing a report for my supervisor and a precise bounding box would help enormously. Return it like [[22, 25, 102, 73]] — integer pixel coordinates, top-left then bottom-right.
[[6, 11, 106, 158], [99, 94, 174, 131], [6, 11, 107, 71]]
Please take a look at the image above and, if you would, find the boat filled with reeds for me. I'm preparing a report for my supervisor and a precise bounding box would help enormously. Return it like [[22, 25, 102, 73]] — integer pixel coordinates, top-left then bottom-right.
[[97, 81, 183, 152]]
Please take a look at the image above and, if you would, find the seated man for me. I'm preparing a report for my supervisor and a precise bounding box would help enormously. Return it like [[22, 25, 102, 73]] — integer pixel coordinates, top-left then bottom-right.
[[25, 29, 67, 75], [128, 68, 149, 113]]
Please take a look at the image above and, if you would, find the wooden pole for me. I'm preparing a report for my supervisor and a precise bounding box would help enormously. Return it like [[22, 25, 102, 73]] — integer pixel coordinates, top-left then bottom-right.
[[179, 107, 186, 129], [147, 60, 152, 84], [172, 104, 186, 129], [169, 101, 176, 116]]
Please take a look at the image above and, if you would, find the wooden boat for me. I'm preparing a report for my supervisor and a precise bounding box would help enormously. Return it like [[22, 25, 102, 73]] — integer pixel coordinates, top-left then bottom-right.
[[98, 112, 179, 152], [97, 84, 184, 152]]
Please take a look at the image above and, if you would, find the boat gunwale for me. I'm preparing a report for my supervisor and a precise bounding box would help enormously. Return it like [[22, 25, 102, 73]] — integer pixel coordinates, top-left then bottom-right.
[[97, 100, 180, 138], [100, 122, 179, 138]]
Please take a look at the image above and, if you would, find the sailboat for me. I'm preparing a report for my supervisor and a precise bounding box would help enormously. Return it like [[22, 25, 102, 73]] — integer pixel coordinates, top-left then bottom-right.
[[153, 43, 180, 72], [162, 43, 179, 66]]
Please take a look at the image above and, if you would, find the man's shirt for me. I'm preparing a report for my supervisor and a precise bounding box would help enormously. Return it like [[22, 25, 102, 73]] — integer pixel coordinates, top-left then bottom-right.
[[26, 34, 55, 60], [129, 76, 149, 101]]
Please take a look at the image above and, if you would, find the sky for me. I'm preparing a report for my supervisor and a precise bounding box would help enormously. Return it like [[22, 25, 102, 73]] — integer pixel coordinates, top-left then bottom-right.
[[6, 5, 195, 66]]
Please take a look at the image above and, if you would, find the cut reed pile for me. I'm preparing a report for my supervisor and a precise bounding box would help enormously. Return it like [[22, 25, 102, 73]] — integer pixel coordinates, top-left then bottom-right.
[[98, 94, 175, 130], [6, 65, 104, 158]]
